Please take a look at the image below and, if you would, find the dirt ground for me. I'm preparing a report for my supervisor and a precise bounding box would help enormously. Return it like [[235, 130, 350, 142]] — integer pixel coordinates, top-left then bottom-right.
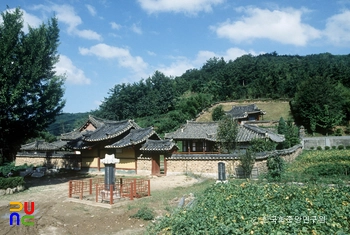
[[0, 173, 201, 235]]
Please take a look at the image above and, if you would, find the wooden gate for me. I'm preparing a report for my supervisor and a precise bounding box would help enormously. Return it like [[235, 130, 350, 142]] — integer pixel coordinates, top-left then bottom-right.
[[152, 154, 166, 176]]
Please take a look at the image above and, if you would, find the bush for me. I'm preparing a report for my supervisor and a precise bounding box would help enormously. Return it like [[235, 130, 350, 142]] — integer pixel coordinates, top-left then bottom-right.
[[325, 146, 330, 150], [0, 162, 32, 176], [131, 207, 155, 221], [0, 177, 25, 189], [346, 146, 350, 150], [211, 105, 225, 121], [332, 146, 337, 149], [316, 146, 322, 150], [266, 154, 285, 181], [334, 128, 343, 136], [305, 163, 350, 176], [338, 145, 344, 150]]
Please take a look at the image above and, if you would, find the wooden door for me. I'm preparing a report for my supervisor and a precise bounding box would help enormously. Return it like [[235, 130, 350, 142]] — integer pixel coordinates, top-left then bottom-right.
[[152, 155, 160, 175]]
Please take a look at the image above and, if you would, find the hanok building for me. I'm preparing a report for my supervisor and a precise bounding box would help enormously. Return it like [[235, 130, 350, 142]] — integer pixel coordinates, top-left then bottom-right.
[[60, 115, 178, 175], [225, 104, 266, 122], [165, 121, 218, 154], [165, 121, 284, 153], [15, 140, 79, 169]]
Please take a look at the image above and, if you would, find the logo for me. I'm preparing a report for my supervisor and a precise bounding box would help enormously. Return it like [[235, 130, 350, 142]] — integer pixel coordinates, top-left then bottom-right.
[[9, 202, 35, 226]]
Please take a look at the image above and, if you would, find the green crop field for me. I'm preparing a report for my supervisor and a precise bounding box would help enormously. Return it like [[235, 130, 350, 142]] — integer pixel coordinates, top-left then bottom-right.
[[147, 150, 350, 235]]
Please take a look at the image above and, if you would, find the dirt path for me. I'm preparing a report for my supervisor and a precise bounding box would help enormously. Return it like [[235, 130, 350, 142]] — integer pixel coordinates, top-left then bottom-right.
[[0, 174, 200, 235]]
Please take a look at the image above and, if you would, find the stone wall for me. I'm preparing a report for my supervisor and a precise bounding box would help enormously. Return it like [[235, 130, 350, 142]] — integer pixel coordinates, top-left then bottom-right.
[[165, 145, 303, 178], [15, 154, 81, 169], [303, 136, 350, 150], [136, 158, 152, 175]]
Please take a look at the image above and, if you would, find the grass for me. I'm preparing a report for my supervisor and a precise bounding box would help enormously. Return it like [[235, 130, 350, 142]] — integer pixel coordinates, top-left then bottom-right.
[[197, 100, 291, 122], [126, 176, 214, 213]]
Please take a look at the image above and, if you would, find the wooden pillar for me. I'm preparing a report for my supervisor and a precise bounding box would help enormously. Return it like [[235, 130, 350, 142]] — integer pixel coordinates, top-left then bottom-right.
[[98, 157, 100, 172], [89, 179, 92, 195], [109, 184, 113, 205], [68, 181, 72, 198], [147, 179, 151, 196]]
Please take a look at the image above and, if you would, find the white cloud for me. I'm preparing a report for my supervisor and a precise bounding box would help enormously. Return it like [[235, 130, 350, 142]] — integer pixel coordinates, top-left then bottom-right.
[[324, 10, 350, 45], [79, 43, 148, 76], [212, 7, 321, 46], [55, 55, 91, 85], [86, 4, 97, 16], [158, 47, 260, 77], [131, 23, 143, 34], [33, 4, 102, 41], [110, 22, 121, 30], [147, 50, 156, 56], [1, 8, 42, 33], [138, 0, 224, 15]]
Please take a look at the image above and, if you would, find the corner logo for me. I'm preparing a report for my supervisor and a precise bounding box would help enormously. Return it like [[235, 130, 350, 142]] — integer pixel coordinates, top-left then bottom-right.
[[9, 202, 35, 226]]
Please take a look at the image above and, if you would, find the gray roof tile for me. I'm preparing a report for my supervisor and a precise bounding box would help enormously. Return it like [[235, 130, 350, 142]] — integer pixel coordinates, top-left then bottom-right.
[[140, 139, 178, 152], [20, 140, 67, 151], [165, 121, 284, 143], [225, 104, 265, 119], [105, 127, 158, 148]]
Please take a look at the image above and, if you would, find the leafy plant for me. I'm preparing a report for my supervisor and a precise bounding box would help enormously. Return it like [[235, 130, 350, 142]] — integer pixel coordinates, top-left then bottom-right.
[[217, 116, 239, 153], [211, 105, 226, 121], [239, 149, 255, 178], [147, 181, 350, 234], [131, 207, 155, 221], [0, 177, 25, 189], [266, 153, 285, 181]]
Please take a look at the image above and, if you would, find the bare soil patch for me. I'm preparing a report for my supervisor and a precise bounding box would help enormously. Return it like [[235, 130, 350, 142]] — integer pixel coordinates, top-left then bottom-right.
[[0, 173, 202, 235]]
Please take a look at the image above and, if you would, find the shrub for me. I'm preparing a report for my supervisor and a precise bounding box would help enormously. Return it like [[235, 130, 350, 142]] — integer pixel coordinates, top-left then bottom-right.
[[338, 145, 344, 150], [332, 146, 336, 149], [325, 146, 330, 150], [334, 128, 343, 136], [266, 154, 285, 181], [310, 147, 314, 150], [305, 163, 350, 176], [316, 146, 322, 150], [131, 207, 155, 221], [211, 105, 225, 121], [0, 177, 25, 189], [346, 146, 350, 150]]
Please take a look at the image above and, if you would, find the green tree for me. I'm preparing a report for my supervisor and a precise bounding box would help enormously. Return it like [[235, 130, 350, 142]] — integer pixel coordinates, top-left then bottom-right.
[[291, 76, 344, 135], [212, 105, 225, 121], [0, 8, 65, 161], [217, 116, 239, 153]]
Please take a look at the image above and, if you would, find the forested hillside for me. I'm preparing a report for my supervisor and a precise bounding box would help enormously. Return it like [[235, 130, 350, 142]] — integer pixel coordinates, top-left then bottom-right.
[[47, 112, 90, 136], [90, 52, 350, 136], [48, 52, 350, 137]]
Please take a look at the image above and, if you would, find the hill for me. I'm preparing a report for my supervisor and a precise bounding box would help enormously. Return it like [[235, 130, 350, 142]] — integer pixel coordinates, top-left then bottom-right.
[[196, 100, 291, 122], [47, 112, 90, 136]]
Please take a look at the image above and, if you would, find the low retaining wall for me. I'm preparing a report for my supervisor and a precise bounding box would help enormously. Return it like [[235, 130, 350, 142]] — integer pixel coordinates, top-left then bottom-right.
[[166, 145, 303, 178], [15, 154, 81, 169], [303, 136, 350, 150]]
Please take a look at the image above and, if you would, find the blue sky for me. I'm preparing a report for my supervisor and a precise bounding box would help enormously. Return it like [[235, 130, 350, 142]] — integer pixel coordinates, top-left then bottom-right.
[[2, 0, 350, 113]]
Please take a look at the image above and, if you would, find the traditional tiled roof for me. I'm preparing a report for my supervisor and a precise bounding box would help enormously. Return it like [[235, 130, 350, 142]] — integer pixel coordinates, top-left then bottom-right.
[[60, 130, 84, 141], [225, 104, 266, 119], [84, 119, 140, 142], [164, 121, 217, 141], [165, 121, 284, 143], [140, 139, 178, 152], [79, 115, 105, 130], [237, 124, 285, 143], [20, 140, 67, 151], [105, 127, 158, 148], [65, 136, 95, 150]]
